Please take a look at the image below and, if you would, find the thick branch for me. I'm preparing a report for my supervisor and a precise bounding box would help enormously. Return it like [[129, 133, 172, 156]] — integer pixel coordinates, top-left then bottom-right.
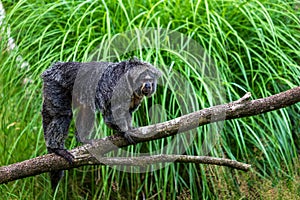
[[1, 86, 300, 184]]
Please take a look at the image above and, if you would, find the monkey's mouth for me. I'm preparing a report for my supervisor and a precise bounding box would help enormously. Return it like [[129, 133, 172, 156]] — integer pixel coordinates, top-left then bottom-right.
[[141, 88, 152, 96], [141, 83, 152, 96]]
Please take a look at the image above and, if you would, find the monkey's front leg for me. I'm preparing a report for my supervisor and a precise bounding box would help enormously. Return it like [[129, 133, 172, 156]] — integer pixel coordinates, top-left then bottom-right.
[[121, 116, 137, 144], [121, 126, 137, 144], [106, 111, 136, 144]]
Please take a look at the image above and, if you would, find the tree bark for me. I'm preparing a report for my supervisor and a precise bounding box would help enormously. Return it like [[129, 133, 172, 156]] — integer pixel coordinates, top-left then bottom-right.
[[0, 86, 299, 184]]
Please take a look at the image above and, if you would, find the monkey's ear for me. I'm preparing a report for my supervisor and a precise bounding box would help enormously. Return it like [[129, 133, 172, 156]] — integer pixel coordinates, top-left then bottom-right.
[[129, 56, 140, 63], [154, 67, 162, 78]]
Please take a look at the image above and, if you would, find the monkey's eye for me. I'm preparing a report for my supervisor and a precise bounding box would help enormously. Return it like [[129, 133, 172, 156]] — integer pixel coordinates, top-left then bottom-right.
[[141, 78, 153, 83]]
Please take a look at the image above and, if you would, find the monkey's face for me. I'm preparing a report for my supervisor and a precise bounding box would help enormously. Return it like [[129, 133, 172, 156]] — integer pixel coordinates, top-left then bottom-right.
[[131, 68, 161, 98], [140, 74, 157, 97]]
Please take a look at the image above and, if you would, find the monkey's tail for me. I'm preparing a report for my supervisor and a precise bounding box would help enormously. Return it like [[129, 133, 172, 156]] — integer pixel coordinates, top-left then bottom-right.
[[49, 170, 64, 191]]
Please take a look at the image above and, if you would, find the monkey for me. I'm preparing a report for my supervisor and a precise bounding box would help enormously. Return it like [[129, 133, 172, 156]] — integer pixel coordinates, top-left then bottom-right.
[[41, 57, 161, 189]]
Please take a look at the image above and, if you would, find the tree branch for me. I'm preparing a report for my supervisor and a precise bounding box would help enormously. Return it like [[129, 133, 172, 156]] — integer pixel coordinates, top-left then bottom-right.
[[96, 155, 251, 171], [1, 86, 300, 184]]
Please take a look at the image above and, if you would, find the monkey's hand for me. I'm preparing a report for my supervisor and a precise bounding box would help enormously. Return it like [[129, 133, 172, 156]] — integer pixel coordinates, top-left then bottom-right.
[[123, 130, 137, 144], [48, 147, 74, 164]]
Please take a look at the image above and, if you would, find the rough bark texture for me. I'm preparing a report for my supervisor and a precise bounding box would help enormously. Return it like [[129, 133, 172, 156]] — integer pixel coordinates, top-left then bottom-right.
[[0, 86, 300, 184]]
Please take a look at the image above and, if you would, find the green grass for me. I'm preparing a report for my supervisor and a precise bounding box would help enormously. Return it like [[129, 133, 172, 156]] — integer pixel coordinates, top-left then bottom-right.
[[1, 0, 300, 199]]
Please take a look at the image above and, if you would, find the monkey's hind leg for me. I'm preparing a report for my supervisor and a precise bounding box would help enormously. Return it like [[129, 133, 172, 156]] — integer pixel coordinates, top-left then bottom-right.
[[43, 115, 73, 190], [44, 115, 74, 162]]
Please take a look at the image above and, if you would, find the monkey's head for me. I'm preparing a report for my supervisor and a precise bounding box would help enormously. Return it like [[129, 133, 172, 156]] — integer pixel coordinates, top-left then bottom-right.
[[127, 58, 162, 98], [136, 72, 159, 97]]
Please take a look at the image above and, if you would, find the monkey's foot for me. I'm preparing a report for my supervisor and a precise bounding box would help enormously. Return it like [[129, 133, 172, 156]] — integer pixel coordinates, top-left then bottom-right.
[[123, 131, 136, 144], [49, 148, 74, 164]]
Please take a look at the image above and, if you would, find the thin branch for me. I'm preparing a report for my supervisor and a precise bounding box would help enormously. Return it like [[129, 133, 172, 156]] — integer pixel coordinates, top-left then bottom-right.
[[97, 155, 251, 171], [1, 86, 300, 184]]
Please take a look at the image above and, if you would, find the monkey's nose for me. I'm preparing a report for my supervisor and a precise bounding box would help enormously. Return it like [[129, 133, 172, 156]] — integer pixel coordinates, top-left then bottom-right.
[[144, 82, 151, 89], [142, 82, 152, 95]]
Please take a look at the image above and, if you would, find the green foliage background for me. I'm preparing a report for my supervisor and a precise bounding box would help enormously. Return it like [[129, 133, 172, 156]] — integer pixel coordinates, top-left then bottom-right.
[[0, 0, 300, 199]]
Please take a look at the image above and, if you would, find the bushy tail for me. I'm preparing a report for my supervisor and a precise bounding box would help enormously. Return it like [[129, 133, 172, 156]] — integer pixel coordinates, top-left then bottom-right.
[[49, 170, 64, 190]]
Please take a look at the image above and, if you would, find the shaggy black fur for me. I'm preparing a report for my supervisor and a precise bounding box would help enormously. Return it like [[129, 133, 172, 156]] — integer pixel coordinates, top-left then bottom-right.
[[41, 58, 161, 189]]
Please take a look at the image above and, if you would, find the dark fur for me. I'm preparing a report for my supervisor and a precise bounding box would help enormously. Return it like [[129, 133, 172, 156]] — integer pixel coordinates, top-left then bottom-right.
[[41, 58, 161, 189]]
